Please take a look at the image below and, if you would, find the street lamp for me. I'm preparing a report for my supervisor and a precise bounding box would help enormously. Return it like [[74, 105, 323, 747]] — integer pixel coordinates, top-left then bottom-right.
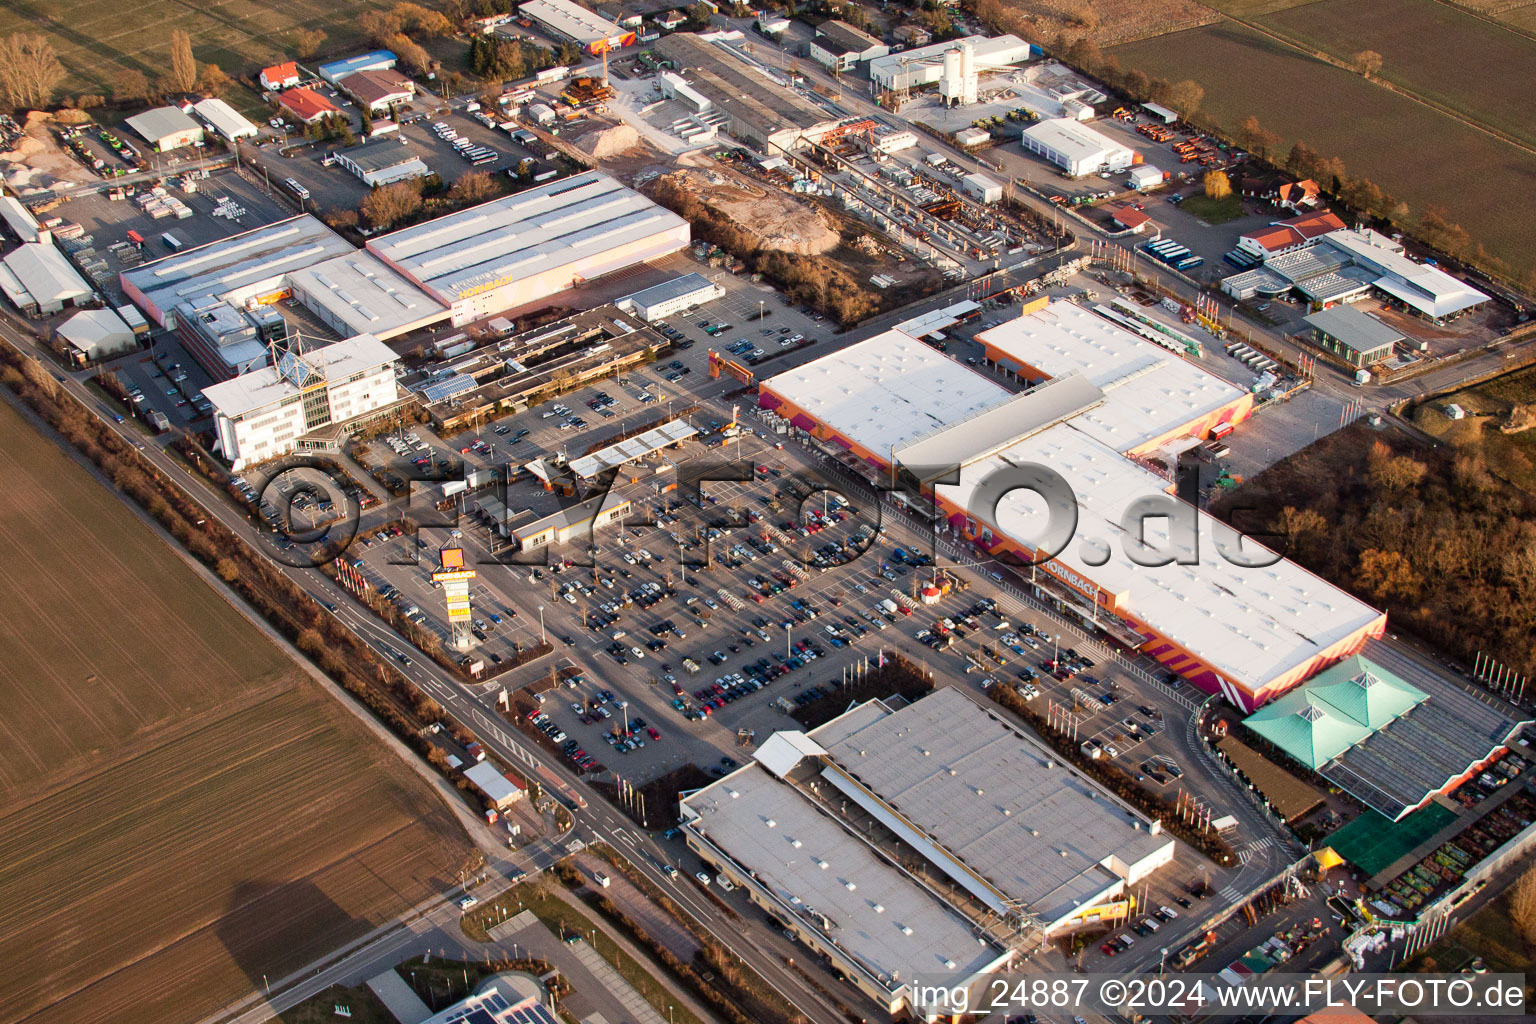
[[538, 605, 545, 643], [785, 623, 791, 659]]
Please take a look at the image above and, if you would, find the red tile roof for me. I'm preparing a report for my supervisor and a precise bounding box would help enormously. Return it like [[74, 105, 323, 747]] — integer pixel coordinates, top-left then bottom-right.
[[261, 61, 300, 86], [1113, 208, 1150, 229], [1244, 210, 1345, 251], [278, 87, 339, 122]]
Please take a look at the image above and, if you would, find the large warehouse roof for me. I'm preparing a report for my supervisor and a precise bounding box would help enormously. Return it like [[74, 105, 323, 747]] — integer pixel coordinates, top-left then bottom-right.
[[192, 97, 259, 140], [944, 422, 1384, 694], [122, 215, 354, 317], [520, 0, 621, 44], [1022, 118, 1130, 164], [120, 214, 444, 337], [286, 251, 449, 338], [976, 301, 1245, 451], [367, 172, 688, 303], [125, 106, 202, 145], [814, 689, 1173, 925], [1320, 228, 1489, 319], [681, 757, 1004, 986], [202, 334, 397, 418], [3, 243, 91, 306], [762, 328, 1012, 454]]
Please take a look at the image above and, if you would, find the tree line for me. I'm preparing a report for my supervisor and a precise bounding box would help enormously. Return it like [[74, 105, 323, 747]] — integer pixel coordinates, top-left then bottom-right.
[[1212, 426, 1536, 677]]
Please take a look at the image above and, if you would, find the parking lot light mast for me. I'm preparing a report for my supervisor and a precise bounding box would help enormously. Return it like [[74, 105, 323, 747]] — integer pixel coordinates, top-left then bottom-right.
[[785, 623, 791, 659], [538, 605, 545, 644]]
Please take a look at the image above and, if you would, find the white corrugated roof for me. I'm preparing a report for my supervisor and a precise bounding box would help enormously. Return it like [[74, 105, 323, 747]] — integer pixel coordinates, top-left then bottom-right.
[[976, 301, 1243, 451], [762, 328, 1011, 454], [368, 172, 689, 303], [192, 98, 259, 139], [942, 422, 1382, 689], [1022, 118, 1131, 163], [3, 243, 90, 304]]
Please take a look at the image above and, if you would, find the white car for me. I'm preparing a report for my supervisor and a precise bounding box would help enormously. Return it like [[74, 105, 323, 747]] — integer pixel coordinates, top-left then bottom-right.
[[717, 876, 736, 892], [458, 896, 478, 910], [695, 871, 711, 886]]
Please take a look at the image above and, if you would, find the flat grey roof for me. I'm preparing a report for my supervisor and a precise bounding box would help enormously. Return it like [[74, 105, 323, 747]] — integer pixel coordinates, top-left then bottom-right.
[[618, 271, 719, 309], [893, 372, 1104, 479], [122, 215, 354, 316], [125, 105, 201, 143], [286, 251, 449, 338], [1305, 304, 1404, 353], [815, 19, 883, 55], [367, 171, 688, 302], [813, 689, 1174, 924], [343, 137, 425, 172], [683, 762, 1003, 987]]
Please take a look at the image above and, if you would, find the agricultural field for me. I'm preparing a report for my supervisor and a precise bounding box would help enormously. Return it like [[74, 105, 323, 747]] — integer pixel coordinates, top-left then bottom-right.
[[1112, 21, 1536, 278], [0, 0, 403, 97], [1259, 0, 1536, 148], [0, 398, 471, 1024]]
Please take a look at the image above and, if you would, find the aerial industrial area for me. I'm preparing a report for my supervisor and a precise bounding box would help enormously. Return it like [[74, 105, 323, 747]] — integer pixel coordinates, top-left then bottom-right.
[[0, 0, 1532, 1022]]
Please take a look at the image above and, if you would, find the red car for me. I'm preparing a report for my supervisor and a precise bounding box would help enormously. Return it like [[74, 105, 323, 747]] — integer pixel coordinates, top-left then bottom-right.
[[647, 727, 661, 740]]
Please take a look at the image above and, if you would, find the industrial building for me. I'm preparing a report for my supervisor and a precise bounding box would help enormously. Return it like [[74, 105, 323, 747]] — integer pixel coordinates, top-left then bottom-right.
[[332, 137, 430, 186], [120, 215, 446, 378], [203, 333, 402, 468], [124, 106, 204, 152], [463, 760, 526, 809], [681, 688, 1177, 1012], [1236, 211, 1346, 259], [1244, 639, 1528, 821], [867, 34, 1031, 96], [961, 172, 1003, 204], [0, 242, 92, 314], [57, 308, 137, 364], [366, 171, 690, 326], [808, 20, 888, 72], [338, 68, 416, 112], [317, 50, 398, 84], [1222, 227, 1490, 321], [614, 271, 723, 320], [1303, 305, 1404, 367], [519, 0, 634, 52], [1021, 118, 1134, 177], [412, 304, 665, 434], [192, 98, 259, 142], [277, 87, 340, 124], [758, 299, 1386, 710], [654, 33, 846, 152], [0, 195, 44, 244]]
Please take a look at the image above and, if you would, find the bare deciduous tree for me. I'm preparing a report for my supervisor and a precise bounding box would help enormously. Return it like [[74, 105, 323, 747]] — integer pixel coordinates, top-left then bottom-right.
[[1353, 49, 1383, 78], [169, 29, 197, 94], [0, 33, 66, 110]]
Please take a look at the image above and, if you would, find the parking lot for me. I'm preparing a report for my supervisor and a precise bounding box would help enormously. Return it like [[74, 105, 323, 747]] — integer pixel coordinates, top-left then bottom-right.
[[246, 102, 545, 217]]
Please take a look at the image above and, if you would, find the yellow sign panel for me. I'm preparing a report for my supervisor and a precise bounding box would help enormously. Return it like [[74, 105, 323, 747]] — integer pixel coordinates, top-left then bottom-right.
[[432, 568, 479, 582], [440, 547, 466, 569]]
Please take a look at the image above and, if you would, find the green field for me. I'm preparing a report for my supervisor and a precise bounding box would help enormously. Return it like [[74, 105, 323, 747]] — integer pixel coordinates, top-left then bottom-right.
[[0, 396, 472, 1024], [0, 0, 408, 96], [1260, 0, 1536, 147], [1113, 21, 1536, 278]]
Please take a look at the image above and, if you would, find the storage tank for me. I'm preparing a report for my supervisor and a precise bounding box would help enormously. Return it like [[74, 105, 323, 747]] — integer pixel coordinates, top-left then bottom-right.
[[939, 47, 963, 106]]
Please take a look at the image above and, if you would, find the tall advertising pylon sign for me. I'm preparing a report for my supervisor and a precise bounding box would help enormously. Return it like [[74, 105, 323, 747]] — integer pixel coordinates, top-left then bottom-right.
[[432, 546, 477, 651]]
